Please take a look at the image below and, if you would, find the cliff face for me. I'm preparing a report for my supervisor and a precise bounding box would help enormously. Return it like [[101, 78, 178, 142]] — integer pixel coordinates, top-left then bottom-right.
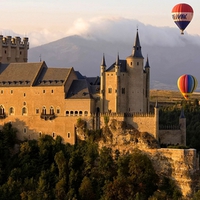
[[76, 119, 199, 199]]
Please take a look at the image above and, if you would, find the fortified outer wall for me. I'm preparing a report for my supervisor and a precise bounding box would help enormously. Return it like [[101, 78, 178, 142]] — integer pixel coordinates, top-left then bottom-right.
[[159, 129, 184, 146]]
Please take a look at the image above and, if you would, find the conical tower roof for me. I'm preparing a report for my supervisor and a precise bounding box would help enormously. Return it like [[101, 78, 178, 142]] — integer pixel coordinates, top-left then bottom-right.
[[131, 29, 144, 58]]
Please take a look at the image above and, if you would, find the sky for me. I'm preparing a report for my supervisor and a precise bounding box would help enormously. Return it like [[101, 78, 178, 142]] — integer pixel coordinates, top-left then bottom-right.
[[1, 0, 200, 47]]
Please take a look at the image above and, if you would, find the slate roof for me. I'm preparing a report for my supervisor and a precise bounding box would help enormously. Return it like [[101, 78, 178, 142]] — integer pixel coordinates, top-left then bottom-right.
[[0, 62, 43, 87], [106, 60, 127, 72], [35, 67, 71, 86], [66, 79, 92, 99]]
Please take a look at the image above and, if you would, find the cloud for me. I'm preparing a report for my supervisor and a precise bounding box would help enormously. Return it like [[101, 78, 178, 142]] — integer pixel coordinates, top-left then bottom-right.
[[1, 17, 200, 47]]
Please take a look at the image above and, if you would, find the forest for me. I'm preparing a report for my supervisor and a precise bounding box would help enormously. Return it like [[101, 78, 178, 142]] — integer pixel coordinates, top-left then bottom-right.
[[0, 100, 200, 199]]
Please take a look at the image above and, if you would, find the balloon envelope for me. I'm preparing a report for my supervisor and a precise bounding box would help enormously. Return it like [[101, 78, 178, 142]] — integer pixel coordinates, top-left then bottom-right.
[[177, 74, 198, 100], [172, 3, 194, 34]]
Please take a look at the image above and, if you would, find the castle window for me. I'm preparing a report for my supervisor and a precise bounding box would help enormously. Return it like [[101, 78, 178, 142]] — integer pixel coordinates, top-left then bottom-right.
[[66, 111, 69, 116], [56, 108, 60, 114], [79, 111, 82, 116], [51, 90, 54, 93], [50, 106, 54, 114], [43, 90, 45, 93], [122, 88, 125, 94], [1, 90, 3, 94], [68, 132, 70, 138], [20, 51, 22, 55], [22, 107, 27, 115], [4, 50, 6, 54], [130, 62, 132, 66], [39, 132, 42, 137], [10, 90, 13, 94], [108, 88, 112, 93], [75, 111, 78, 116], [0, 105, 4, 115], [9, 107, 14, 115], [70, 111, 73, 116], [36, 109, 39, 114], [23, 102, 26, 106], [52, 132, 55, 138], [42, 107, 46, 114], [84, 111, 88, 116], [137, 62, 139, 66], [23, 127, 27, 134], [24, 93, 26, 97]]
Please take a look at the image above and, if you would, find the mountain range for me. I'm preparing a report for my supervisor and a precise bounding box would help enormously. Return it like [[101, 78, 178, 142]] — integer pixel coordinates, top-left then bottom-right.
[[28, 29, 200, 91]]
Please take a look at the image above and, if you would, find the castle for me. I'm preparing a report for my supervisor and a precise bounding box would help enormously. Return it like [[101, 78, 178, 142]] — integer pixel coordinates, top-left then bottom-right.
[[0, 31, 199, 198], [0, 31, 186, 146]]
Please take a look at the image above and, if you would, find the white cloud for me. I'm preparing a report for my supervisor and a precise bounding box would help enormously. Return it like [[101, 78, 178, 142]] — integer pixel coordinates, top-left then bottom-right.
[[1, 17, 200, 47]]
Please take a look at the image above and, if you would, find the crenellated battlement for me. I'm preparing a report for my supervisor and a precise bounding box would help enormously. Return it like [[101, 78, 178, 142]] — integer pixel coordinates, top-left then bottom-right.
[[0, 35, 29, 63], [99, 112, 155, 117]]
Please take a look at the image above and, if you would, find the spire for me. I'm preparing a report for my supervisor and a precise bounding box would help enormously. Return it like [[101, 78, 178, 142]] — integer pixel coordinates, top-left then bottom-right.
[[116, 53, 119, 66], [101, 53, 106, 66], [131, 29, 143, 58], [145, 56, 150, 68]]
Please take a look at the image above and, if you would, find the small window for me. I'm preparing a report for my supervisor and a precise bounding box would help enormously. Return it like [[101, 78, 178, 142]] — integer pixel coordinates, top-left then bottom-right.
[[130, 62, 132, 66], [23, 127, 27, 134], [108, 88, 112, 93], [4, 50, 6, 54], [70, 111, 73, 116], [84, 111, 88, 116], [75, 111, 78, 116], [43, 90, 45, 93], [122, 88, 125, 94], [22, 107, 27, 115], [0, 106, 4, 115], [51, 90, 54, 93], [66, 111, 69, 116], [50, 106, 54, 114], [52, 132, 55, 138], [10, 90, 13, 94], [137, 62, 139, 66], [68, 132, 70, 138], [24, 93, 26, 97], [79, 111, 82, 116], [36, 109, 39, 114], [42, 107, 46, 114], [9, 107, 14, 115], [23, 102, 26, 106], [1, 90, 3, 94], [56, 108, 60, 114], [39, 132, 42, 137], [20, 51, 22, 55]]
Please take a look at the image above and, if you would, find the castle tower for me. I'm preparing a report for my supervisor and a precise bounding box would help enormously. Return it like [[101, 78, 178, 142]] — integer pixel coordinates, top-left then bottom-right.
[[179, 108, 186, 146], [144, 56, 150, 113], [100, 54, 106, 113], [126, 29, 145, 112], [154, 101, 159, 141], [114, 53, 120, 113], [0, 35, 29, 63]]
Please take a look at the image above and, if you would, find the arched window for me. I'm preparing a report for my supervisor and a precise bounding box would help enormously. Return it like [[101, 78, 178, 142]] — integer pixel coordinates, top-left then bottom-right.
[[42, 107, 46, 114], [50, 106, 54, 114], [84, 111, 88, 116], [22, 107, 27, 115], [79, 111, 82, 116], [68, 132, 70, 138], [75, 111, 78, 116], [9, 107, 14, 115], [66, 111, 69, 116], [0, 105, 4, 115], [70, 111, 73, 116]]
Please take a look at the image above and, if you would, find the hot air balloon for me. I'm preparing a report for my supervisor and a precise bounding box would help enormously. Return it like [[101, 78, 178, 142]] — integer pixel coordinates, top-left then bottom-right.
[[177, 74, 198, 100], [172, 3, 194, 34]]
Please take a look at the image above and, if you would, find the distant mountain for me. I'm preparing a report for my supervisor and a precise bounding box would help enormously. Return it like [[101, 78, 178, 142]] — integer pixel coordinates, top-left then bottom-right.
[[28, 34, 200, 91]]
